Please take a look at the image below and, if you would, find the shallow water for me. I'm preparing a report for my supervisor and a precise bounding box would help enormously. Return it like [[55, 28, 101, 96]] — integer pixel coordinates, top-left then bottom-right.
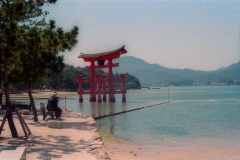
[[18, 86, 240, 148], [96, 86, 240, 148]]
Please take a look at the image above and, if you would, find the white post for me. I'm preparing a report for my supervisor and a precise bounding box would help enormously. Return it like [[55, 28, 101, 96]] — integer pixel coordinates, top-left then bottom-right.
[[65, 96, 66, 109], [168, 89, 169, 102]]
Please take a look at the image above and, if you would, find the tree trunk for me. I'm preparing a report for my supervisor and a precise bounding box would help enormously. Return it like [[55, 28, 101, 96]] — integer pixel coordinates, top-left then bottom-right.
[[27, 79, 38, 122], [4, 56, 18, 138], [0, 91, 2, 105]]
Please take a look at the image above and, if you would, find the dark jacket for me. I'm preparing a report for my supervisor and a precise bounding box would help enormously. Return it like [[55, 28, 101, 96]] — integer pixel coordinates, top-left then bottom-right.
[[47, 96, 58, 111]]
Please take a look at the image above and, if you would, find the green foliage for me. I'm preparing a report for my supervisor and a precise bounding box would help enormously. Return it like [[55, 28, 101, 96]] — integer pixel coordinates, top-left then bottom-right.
[[0, 0, 46, 54], [167, 79, 195, 86], [0, 0, 67, 80], [13, 17, 79, 85], [0, 0, 50, 90], [28, 65, 141, 91], [125, 73, 141, 89], [0, 0, 78, 123], [0, 0, 61, 133], [35, 0, 57, 6], [113, 72, 141, 89]]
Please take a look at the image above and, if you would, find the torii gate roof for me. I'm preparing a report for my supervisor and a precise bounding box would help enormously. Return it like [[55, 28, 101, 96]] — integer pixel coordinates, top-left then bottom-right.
[[78, 45, 127, 61]]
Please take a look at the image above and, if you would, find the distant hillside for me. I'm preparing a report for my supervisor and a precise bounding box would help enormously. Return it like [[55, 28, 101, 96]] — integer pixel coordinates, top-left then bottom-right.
[[37, 65, 141, 91], [114, 56, 240, 86], [10, 64, 141, 92]]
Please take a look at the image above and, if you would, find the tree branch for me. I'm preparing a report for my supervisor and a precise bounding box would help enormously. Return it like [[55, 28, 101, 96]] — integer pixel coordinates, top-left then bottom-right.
[[0, 0, 8, 6]]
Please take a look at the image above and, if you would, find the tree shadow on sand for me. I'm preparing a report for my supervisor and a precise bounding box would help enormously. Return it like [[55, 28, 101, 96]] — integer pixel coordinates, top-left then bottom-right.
[[0, 109, 103, 159], [0, 134, 99, 159]]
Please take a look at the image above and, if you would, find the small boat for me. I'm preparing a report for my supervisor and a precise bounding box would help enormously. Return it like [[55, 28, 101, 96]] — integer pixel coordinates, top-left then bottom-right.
[[150, 86, 160, 89], [141, 86, 151, 89]]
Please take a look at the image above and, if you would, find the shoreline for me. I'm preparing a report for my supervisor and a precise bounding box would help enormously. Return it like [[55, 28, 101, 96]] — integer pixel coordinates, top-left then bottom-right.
[[2, 90, 240, 159], [5, 91, 78, 100], [2, 89, 176, 100]]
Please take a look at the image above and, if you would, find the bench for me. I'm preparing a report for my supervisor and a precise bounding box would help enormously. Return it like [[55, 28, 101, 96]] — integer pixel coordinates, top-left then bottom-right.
[[40, 103, 55, 120], [0, 147, 26, 160]]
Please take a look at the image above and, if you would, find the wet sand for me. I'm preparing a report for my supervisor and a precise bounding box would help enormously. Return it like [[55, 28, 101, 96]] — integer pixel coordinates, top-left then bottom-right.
[[100, 132, 240, 160]]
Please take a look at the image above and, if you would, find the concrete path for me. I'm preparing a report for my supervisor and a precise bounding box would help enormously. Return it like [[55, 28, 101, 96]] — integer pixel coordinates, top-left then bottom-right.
[[0, 107, 109, 160]]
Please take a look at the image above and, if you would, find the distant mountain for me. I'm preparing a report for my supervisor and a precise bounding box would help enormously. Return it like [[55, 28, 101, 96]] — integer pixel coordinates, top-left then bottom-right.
[[114, 56, 240, 86]]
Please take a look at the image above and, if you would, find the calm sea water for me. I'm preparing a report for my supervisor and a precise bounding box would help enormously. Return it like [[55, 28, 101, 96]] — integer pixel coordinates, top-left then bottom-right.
[[19, 86, 240, 148], [96, 86, 240, 148]]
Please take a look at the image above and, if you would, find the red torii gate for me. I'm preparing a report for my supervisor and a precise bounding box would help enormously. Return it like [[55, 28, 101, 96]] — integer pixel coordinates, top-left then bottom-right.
[[77, 45, 127, 103]]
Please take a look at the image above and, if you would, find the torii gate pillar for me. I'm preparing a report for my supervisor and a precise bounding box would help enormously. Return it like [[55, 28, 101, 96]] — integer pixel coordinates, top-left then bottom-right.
[[77, 75, 84, 102], [120, 74, 127, 102], [96, 74, 102, 103], [89, 60, 96, 102], [108, 59, 115, 102], [101, 75, 107, 102]]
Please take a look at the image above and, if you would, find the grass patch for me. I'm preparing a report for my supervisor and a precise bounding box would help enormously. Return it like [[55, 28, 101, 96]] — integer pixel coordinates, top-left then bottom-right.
[[99, 131, 124, 144], [99, 131, 125, 156]]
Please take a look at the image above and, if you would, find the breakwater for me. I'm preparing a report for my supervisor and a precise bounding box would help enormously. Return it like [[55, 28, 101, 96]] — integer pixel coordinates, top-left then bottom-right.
[[93, 101, 170, 120]]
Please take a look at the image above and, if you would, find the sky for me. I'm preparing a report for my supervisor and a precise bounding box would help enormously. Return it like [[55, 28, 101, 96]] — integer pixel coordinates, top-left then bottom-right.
[[43, 0, 240, 71]]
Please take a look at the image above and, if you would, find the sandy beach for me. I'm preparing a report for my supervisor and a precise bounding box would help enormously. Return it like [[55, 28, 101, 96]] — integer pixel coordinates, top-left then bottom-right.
[[7, 90, 78, 100], [100, 133, 240, 160]]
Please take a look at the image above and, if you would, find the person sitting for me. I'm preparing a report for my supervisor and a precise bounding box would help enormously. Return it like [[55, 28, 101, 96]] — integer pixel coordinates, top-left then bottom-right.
[[47, 92, 62, 120]]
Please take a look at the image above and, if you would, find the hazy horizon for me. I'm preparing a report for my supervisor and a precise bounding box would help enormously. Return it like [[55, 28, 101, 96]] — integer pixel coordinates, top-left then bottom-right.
[[118, 55, 240, 71], [43, 0, 240, 71]]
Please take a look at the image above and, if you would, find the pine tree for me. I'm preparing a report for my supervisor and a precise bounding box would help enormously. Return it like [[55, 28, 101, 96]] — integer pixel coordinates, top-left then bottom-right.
[[0, 0, 59, 137], [17, 20, 78, 122]]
